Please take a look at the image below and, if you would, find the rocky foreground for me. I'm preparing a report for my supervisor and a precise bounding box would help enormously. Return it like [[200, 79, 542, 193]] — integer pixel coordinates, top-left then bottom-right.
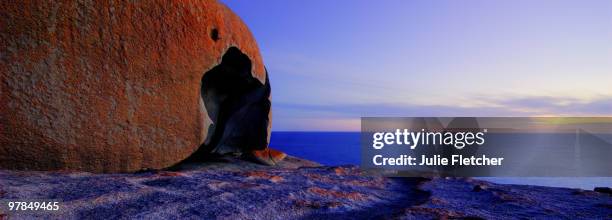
[[1, 156, 611, 219]]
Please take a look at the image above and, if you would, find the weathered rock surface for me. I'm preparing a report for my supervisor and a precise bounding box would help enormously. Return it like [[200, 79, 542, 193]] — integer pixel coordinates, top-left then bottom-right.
[[1, 156, 610, 219], [0, 0, 271, 172]]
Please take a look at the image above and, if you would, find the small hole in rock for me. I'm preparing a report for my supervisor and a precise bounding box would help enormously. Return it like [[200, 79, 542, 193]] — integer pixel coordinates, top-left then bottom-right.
[[211, 28, 220, 41]]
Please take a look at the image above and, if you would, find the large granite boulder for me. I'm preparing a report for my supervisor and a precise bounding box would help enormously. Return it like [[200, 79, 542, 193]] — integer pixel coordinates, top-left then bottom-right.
[[0, 0, 272, 172]]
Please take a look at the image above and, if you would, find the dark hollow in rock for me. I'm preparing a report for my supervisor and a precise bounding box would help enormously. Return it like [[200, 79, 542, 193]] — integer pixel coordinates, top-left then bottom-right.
[[472, 185, 486, 192], [181, 47, 271, 163], [211, 28, 220, 41], [594, 187, 612, 195]]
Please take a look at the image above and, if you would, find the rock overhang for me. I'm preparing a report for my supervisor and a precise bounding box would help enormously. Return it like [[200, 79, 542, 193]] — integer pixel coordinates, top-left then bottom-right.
[[0, 0, 271, 172]]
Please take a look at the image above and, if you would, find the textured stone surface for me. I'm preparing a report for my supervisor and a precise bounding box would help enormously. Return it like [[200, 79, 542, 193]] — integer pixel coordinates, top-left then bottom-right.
[[1, 157, 610, 219], [0, 0, 270, 172]]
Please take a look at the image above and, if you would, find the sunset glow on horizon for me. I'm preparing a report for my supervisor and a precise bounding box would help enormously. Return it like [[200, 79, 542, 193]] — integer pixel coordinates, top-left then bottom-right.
[[222, 0, 612, 131]]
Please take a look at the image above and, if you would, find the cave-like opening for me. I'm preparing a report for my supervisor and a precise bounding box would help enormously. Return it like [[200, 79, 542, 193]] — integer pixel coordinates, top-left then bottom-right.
[[181, 47, 271, 163]]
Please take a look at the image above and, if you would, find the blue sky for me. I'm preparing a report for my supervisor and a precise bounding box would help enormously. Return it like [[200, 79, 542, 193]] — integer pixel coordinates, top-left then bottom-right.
[[222, 0, 612, 131]]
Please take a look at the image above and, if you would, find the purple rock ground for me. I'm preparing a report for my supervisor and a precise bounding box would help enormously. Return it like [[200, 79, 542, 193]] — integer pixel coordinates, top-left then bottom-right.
[[1, 156, 611, 219]]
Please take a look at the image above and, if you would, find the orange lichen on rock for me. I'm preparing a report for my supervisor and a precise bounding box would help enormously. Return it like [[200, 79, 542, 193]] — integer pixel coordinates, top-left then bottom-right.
[[333, 167, 349, 175], [307, 187, 368, 201], [244, 171, 284, 183], [0, 0, 270, 172]]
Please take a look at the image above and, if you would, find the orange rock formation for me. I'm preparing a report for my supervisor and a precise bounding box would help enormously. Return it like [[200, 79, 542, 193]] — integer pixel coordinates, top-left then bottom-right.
[[1, 0, 272, 172]]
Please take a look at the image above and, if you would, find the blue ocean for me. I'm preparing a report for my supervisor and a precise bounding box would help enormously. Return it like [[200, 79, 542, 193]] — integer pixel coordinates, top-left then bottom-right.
[[270, 132, 611, 190]]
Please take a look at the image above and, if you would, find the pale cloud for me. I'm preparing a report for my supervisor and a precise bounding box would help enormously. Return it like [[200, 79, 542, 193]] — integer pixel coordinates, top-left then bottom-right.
[[271, 96, 612, 131]]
